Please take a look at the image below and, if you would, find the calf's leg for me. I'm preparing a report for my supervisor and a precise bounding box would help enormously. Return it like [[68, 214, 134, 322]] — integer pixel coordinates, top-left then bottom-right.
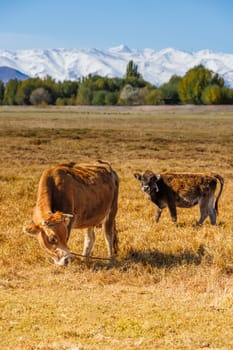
[[208, 194, 217, 225], [197, 198, 209, 225], [155, 207, 162, 223], [167, 202, 177, 223]]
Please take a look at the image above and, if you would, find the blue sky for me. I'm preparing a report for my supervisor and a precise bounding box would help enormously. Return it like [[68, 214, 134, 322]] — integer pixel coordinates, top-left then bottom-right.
[[1, 0, 233, 53]]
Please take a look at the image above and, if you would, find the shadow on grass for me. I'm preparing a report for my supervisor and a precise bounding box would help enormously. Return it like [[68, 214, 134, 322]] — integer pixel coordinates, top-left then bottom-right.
[[83, 245, 207, 271], [121, 244, 206, 270]]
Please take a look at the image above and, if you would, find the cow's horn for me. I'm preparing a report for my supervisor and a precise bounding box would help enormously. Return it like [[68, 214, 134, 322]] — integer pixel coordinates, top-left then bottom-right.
[[63, 213, 73, 218]]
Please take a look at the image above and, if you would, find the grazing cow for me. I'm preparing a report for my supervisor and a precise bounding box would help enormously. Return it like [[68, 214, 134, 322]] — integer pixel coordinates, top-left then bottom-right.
[[134, 171, 224, 225], [24, 160, 119, 265]]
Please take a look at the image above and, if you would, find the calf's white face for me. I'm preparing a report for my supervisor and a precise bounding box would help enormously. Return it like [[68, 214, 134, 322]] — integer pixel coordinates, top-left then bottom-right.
[[134, 172, 160, 193]]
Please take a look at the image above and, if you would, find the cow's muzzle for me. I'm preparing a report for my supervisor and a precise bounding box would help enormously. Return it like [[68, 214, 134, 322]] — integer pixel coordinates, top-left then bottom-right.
[[142, 185, 151, 193], [54, 248, 71, 266], [142, 183, 159, 193]]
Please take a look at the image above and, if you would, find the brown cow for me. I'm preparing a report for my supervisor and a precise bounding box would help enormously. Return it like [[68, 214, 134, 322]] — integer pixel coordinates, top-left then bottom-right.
[[134, 171, 224, 225], [24, 160, 119, 265]]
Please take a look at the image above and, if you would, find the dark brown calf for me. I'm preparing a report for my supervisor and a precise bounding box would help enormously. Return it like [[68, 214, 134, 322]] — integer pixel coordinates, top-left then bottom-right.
[[134, 171, 224, 225]]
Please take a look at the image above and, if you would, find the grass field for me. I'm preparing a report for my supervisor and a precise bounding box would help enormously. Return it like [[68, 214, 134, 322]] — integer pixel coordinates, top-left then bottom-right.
[[0, 105, 233, 349]]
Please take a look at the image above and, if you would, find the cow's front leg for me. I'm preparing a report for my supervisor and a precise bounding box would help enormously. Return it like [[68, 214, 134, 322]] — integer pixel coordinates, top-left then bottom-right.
[[155, 207, 162, 223], [83, 227, 95, 257], [66, 218, 74, 241]]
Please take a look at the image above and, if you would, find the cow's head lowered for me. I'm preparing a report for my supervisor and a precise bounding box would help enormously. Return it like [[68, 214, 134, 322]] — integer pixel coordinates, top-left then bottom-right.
[[134, 171, 161, 194], [24, 211, 73, 266]]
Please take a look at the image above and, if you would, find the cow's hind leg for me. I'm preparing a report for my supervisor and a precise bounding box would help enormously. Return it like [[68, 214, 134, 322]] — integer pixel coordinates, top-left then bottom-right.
[[197, 198, 209, 225], [208, 194, 216, 225], [83, 227, 95, 257], [103, 215, 118, 259]]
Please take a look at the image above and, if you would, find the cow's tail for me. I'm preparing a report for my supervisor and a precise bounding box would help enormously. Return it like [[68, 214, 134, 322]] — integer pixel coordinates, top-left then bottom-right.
[[112, 170, 119, 255], [214, 174, 224, 215], [97, 159, 110, 165]]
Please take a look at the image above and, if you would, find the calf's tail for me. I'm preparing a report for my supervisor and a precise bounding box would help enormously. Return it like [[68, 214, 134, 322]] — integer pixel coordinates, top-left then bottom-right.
[[214, 174, 224, 214], [113, 220, 119, 255]]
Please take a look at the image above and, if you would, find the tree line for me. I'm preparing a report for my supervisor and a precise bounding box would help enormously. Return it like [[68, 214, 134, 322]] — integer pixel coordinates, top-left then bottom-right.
[[0, 61, 233, 106]]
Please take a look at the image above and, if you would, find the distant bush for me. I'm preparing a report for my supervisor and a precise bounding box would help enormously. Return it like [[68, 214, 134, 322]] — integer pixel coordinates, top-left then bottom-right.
[[30, 87, 52, 105], [145, 88, 164, 105]]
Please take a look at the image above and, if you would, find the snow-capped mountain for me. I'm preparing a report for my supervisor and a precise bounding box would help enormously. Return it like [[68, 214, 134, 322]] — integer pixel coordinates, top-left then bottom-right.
[[0, 45, 233, 87]]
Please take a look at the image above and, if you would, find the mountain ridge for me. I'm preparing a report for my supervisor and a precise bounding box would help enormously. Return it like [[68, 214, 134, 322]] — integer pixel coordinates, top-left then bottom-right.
[[0, 66, 29, 83], [0, 45, 233, 87]]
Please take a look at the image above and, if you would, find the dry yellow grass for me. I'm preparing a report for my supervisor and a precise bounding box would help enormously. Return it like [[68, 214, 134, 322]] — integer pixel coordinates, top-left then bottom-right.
[[0, 105, 233, 349]]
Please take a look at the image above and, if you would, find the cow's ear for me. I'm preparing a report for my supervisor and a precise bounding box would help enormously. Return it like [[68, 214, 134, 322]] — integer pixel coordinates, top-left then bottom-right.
[[134, 173, 142, 181], [151, 174, 161, 185], [23, 223, 41, 236]]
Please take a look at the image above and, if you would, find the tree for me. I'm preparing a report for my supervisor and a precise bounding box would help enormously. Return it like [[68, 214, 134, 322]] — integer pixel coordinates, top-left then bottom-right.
[[76, 86, 92, 105], [145, 88, 163, 105], [125, 60, 142, 79], [178, 65, 224, 104], [15, 78, 41, 105], [105, 91, 118, 105], [124, 76, 148, 89], [92, 90, 106, 105], [160, 75, 181, 104], [56, 97, 66, 106], [0, 80, 4, 105], [201, 85, 222, 105], [224, 88, 233, 104], [202, 85, 233, 104], [3, 79, 19, 105], [56, 80, 79, 99], [30, 87, 52, 105]]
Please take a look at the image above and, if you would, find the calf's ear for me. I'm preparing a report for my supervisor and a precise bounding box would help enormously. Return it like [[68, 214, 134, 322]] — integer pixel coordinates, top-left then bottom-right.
[[134, 173, 142, 181], [23, 223, 41, 236]]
